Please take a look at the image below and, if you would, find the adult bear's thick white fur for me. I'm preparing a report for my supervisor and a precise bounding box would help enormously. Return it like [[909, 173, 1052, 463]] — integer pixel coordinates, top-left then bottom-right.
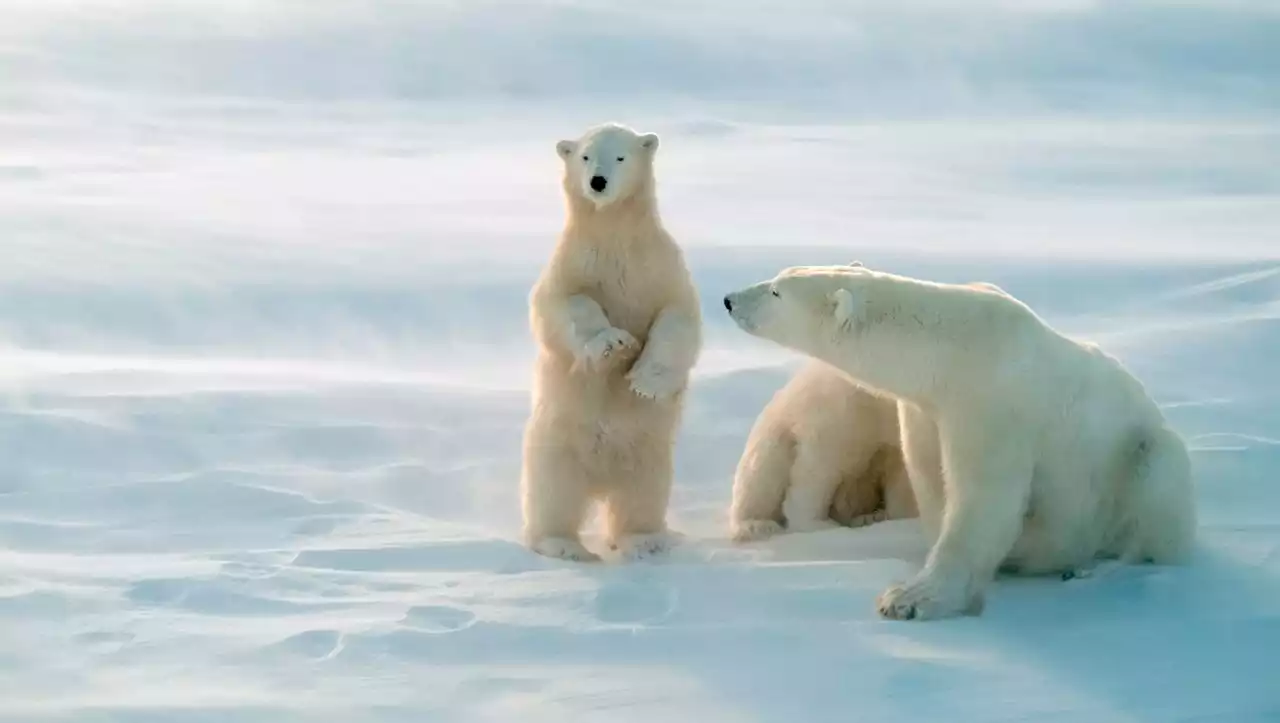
[[724, 263, 1195, 620], [731, 360, 917, 542], [521, 122, 702, 563]]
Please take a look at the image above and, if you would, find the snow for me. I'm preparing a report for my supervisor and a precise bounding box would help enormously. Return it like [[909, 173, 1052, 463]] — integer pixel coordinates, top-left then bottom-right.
[[2, 1, 1279, 721]]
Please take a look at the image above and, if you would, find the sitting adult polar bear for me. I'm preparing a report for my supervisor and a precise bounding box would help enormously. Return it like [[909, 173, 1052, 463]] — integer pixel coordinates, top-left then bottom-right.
[[731, 359, 917, 542], [521, 122, 702, 563], [723, 263, 1196, 620]]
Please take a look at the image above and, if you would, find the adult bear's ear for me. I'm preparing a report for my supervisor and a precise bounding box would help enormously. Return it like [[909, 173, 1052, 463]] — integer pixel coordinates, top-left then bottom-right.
[[848, 260, 864, 268], [639, 133, 660, 154], [830, 288, 859, 331], [556, 140, 575, 159]]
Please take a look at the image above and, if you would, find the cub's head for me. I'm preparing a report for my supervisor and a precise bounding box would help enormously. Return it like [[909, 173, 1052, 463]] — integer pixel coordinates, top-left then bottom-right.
[[723, 261, 873, 354], [556, 123, 659, 209]]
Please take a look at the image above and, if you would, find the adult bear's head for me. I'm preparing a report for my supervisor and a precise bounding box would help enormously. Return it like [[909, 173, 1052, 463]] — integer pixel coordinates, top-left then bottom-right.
[[723, 263, 879, 353]]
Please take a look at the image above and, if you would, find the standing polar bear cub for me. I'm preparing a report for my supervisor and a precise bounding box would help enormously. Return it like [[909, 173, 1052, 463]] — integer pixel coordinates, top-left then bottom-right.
[[724, 263, 1196, 620], [731, 359, 917, 542], [521, 122, 701, 563]]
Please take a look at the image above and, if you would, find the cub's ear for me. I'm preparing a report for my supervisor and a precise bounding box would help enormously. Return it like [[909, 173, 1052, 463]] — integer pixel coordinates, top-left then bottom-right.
[[830, 288, 859, 330], [639, 133, 660, 153], [848, 260, 864, 268], [556, 140, 575, 159]]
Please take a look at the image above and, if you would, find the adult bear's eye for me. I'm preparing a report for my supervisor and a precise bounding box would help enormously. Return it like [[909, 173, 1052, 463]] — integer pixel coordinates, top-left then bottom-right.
[[582, 155, 589, 162], [771, 289, 781, 298], [616, 156, 625, 162]]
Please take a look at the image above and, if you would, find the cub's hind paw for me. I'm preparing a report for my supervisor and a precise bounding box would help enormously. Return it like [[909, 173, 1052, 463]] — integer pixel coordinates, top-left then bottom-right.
[[609, 533, 672, 561], [530, 537, 601, 563]]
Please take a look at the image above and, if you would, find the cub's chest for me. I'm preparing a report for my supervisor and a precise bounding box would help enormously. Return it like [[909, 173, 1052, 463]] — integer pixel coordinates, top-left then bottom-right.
[[576, 244, 665, 293], [569, 244, 670, 327]]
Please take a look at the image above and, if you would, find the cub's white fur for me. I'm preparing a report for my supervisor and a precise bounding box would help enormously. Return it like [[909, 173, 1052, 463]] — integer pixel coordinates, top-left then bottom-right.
[[725, 263, 1195, 620], [731, 360, 917, 542], [521, 123, 702, 563]]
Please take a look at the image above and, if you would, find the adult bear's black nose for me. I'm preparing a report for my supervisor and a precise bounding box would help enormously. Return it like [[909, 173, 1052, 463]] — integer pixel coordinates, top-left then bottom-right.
[[590, 175, 608, 192], [723, 296, 733, 311]]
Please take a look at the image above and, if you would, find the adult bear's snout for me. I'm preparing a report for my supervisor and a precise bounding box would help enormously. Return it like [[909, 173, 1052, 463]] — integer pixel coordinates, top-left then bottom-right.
[[589, 175, 608, 192], [723, 295, 733, 312]]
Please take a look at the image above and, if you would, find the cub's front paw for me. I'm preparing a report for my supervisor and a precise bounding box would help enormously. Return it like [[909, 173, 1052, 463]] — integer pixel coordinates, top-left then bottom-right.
[[627, 363, 683, 400], [578, 327, 637, 367]]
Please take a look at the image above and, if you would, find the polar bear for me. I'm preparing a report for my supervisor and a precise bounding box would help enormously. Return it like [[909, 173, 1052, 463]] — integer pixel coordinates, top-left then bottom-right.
[[723, 263, 1196, 620], [521, 122, 702, 563], [730, 359, 917, 542]]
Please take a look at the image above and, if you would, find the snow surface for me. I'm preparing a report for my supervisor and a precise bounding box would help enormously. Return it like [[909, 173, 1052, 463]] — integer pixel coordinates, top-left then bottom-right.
[[2, 1, 1279, 721]]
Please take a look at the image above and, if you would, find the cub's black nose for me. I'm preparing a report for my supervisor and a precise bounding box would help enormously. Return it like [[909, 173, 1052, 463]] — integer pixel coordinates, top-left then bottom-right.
[[590, 175, 608, 192], [723, 296, 733, 311]]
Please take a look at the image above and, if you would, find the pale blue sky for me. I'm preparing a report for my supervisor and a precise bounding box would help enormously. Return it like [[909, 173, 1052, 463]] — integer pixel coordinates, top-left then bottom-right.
[[2, 0, 1277, 117]]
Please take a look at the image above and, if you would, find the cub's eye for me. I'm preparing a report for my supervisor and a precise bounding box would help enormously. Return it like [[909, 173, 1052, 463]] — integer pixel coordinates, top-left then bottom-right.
[[771, 289, 781, 298], [582, 155, 589, 162], [616, 156, 625, 162]]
